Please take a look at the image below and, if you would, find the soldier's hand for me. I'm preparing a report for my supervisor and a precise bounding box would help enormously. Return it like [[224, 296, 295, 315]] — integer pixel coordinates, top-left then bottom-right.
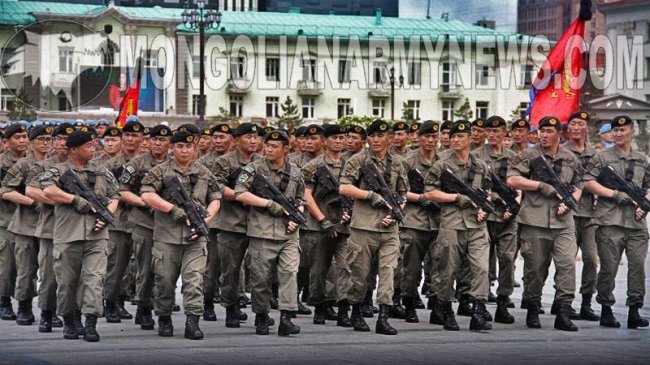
[[477, 209, 487, 222], [537, 182, 558, 198], [266, 200, 287, 217], [380, 214, 395, 227], [72, 196, 93, 214], [170, 206, 188, 223], [367, 192, 389, 210], [93, 218, 107, 231], [454, 194, 474, 209], [286, 220, 299, 233], [319, 218, 337, 238], [502, 211, 513, 221], [341, 211, 351, 224], [635, 207, 648, 221], [187, 226, 200, 241], [611, 191, 631, 205], [557, 202, 569, 216]]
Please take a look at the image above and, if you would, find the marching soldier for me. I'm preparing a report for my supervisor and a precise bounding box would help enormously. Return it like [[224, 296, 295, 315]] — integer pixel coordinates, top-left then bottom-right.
[[343, 125, 366, 160], [471, 118, 487, 149], [584, 115, 649, 329], [198, 128, 212, 157], [140, 131, 221, 340], [510, 119, 530, 155], [390, 121, 410, 156], [235, 130, 303, 336], [41, 130, 120, 342], [438, 121, 452, 151], [409, 122, 421, 150], [92, 126, 123, 166], [339, 119, 408, 335], [507, 116, 582, 332]]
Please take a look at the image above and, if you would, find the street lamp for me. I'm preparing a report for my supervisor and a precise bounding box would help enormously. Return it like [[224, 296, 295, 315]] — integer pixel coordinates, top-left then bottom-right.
[[389, 66, 404, 121], [182, 0, 221, 128]]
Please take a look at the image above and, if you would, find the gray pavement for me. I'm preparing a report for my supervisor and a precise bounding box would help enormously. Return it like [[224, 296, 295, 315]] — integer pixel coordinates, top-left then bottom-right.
[[1, 254, 649, 365]]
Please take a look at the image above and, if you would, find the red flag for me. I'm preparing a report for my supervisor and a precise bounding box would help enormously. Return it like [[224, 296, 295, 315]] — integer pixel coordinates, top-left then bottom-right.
[[527, 18, 586, 126], [115, 59, 142, 128]]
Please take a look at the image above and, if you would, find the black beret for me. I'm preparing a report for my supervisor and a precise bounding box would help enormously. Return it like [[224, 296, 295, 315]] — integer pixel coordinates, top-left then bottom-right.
[[122, 120, 145, 133], [440, 120, 453, 131], [418, 120, 440, 135], [287, 127, 297, 136], [538, 116, 562, 130], [410, 122, 422, 133], [472, 118, 487, 128], [511, 118, 530, 131], [79, 125, 97, 136], [53, 123, 75, 137], [323, 124, 344, 137], [347, 125, 367, 139], [66, 131, 93, 148], [176, 123, 200, 135], [304, 124, 324, 136], [170, 130, 195, 144], [264, 130, 290, 143], [211, 124, 232, 135], [450, 120, 471, 136], [568, 111, 590, 122], [3, 123, 28, 139], [263, 126, 274, 135], [366, 119, 390, 135], [391, 121, 408, 132], [104, 127, 122, 138], [486, 116, 507, 128], [149, 125, 172, 137], [143, 127, 150, 135], [232, 123, 259, 137], [295, 126, 307, 137], [611, 115, 633, 128], [29, 125, 53, 140]]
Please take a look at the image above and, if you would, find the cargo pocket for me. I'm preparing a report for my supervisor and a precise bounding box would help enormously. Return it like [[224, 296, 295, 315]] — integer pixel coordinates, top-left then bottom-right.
[[151, 246, 163, 273], [346, 239, 363, 267]]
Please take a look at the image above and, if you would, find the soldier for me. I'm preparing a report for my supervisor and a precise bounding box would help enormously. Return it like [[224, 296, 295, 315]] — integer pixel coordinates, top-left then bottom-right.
[[409, 122, 422, 150], [1, 125, 53, 326], [584, 115, 649, 329], [562, 111, 599, 321], [595, 123, 614, 152], [103, 119, 145, 323], [176, 123, 202, 160], [390, 121, 410, 156], [140, 131, 221, 340], [507, 116, 582, 331], [92, 126, 123, 166], [302, 124, 352, 326], [439, 121, 452, 151], [339, 119, 408, 335], [0, 124, 29, 321], [118, 124, 172, 330], [471, 118, 487, 149], [212, 123, 262, 328], [198, 128, 212, 157], [424, 120, 492, 332], [343, 125, 366, 160], [399, 121, 440, 324], [41, 130, 120, 342], [197, 123, 233, 321], [95, 119, 110, 138], [528, 126, 539, 146], [471, 116, 518, 324], [25, 123, 74, 332], [510, 119, 530, 155], [235, 130, 303, 336]]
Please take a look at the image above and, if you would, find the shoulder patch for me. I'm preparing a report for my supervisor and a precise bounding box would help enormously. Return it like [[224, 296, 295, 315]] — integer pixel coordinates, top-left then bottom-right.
[[238, 165, 254, 183]]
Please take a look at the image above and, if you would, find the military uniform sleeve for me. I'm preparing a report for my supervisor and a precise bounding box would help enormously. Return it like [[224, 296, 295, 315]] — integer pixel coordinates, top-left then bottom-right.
[[507, 151, 530, 178], [569, 155, 584, 189], [424, 162, 443, 192], [480, 162, 492, 191], [294, 169, 305, 201], [27, 163, 45, 188], [118, 161, 139, 192], [140, 165, 164, 194], [207, 170, 222, 202], [395, 160, 408, 199], [339, 154, 361, 185], [234, 164, 256, 196], [302, 161, 317, 190], [583, 153, 603, 182], [212, 157, 230, 192], [102, 168, 121, 200], [1, 162, 24, 192], [642, 156, 650, 191], [38, 166, 62, 189]]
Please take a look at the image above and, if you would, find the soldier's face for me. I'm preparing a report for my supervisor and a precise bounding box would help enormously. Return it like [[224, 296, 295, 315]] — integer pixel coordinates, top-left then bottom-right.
[[54, 135, 68, 155], [140, 137, 150, 154], [567, 119, 588, 140], [471, 126, 486, 146], [103, 136, 122, 155], [511, 128, 529, 144], [612, 125, 634, 146], [150, 136, 170, 157], [419, 133, 438, 152], [95, 125, 107, 137], [347, 134, 364, 152], [304, 135, 323, 153], [325, 134, 346, 153], [72, 141, 96, 162], [296, 136, 306, 152], [212, 133, 232, 154], [440, 130, 451, 148], [8, 132, 29, 154], [198, 135, 212, 152], [265, 140, 289, 162], [173, 142, 194, 164], [450, 132, 471, 151], [122, 131, 143, 154], [31, 135, 53, 155], [368, 132, 390, 153], [486, 127, 506, 146], [237, 133, 258, 154], [539, 127, 560, 148], [410, 132, 420, 147], [393, 131, 408, 147]]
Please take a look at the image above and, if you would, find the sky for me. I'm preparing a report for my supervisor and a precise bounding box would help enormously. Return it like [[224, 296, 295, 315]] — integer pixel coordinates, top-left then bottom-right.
[[399, 0, 519, 32]]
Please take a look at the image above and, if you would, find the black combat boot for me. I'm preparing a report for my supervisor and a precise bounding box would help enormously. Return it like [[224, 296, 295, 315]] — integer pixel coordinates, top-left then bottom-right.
[[278, 310, 300, 336], [313, 303, 326, 325], [521, 298, 545, 314], [158, 315, 173, 337], [74, 310, 85, 336], [487, 289, 497, 303], [554, 304, 579, 332], [627, 304, 649, 329], [237, 306, 248, 322], [403, 296, 419, 323], [414, 296, 425, 309], [324, 301, 338, 321], [526, 302, 542, 328], [360, 291, 374, 318], [0, 296, 16, 320], [375, 305, 398, 335], [337, 302, 352, 327], [469, 300, 492, 331], [135, 306, 143, 325], [255, 313, 270, 335], [494, 295, 515, 324], [457, 294, 472, 317], [172, 304, 181, 312], [51, 313, 63, 328], [269, 297, 279, 310], [39, 310, 53, 333], [579, 294, 600, 321], [429, 296, 444, 325], [350, 304, 370, 332], [296, 295, 312, 315], [551, 300, 579, 320], [83, 315, 100, 342], [117, 296, 133, 320], [441, 301, 460, 331], [225, 305, 240, 328], [16, 300, 34, 325], [599, 305, 620, 328], [104, 300, 121, 323], [140, 307, 155, 330], [388, 290, 406, 319], [203, 302, 217, 321], [184, 314, 204, 340], [62, 313, 79, 340]]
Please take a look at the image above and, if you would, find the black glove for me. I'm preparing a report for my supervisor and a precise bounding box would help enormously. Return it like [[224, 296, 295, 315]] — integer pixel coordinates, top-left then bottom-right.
[[170, 206, 188, 223]]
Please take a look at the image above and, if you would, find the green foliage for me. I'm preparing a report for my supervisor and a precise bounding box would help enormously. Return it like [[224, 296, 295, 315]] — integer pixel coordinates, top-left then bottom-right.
[[337, 114, 376, 127], [277, 96, 302, 129], [7, 88, 37, 121], [453, 97, 473, 120]]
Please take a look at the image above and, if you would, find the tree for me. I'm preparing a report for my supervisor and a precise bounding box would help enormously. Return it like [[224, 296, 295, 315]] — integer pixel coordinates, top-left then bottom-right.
[[337, 115, 376, 127], [214, 107, 235, 123], [7, 87, 37, 121], [453, 97, 473, 120], [401, 101, 414, 122], [277, 96, 302, 129]]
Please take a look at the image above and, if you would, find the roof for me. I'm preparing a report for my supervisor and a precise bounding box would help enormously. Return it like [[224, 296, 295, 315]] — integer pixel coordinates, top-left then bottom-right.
[[0, 0, 541, 43]]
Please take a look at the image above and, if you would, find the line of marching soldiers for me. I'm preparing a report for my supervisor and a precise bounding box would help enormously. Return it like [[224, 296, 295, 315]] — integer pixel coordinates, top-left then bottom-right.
[[0, 110, 647, 342]]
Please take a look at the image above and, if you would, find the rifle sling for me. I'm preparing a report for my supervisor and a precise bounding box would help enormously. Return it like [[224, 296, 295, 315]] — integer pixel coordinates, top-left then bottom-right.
[[625, 160, 636, 181], [278, 162, 292, 193]]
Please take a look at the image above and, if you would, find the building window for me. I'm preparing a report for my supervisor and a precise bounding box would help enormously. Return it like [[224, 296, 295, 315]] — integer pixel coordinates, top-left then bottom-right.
[[373, 61, 387, 85], [371, 99, 385, 117], [517, 101, 530, 118], [142, 50, 158, 68], [337, 98, 352, 119], [520, 64, 534, 87], [0, 89, 16, 111], [266, 57, 280, 81], [475, 101, 489, 119], [266, 96, 280, 118], [229, 95, 243, 117], [230, 56, 246, 80], [192, 95, 200, 115], [646, 57, 650, 79], [192, 55, 207, 78], [58, 91, 70, 111], [302, 97, 315, 119], [58, 47, 73, 73], [442, 101, 455, 121], [408, 61, 421, 86], [338, 60, 351, 83], [405, 100, 420, 121], [441, 62, 457, 91], [301, 59, 316, 81], [475, 65, 489, 86]]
